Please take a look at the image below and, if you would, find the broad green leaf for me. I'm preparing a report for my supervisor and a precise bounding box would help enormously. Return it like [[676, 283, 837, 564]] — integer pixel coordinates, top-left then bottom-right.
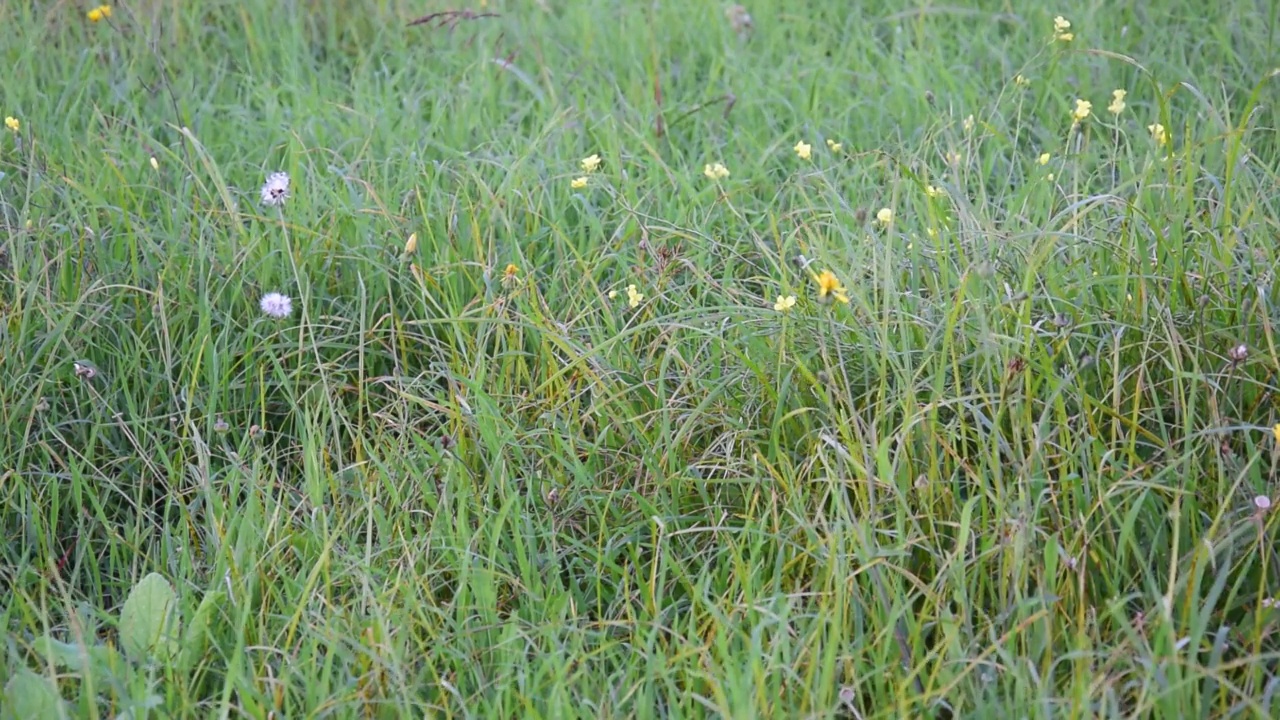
[[2, 668, 66, 720], [179, 589, 224, 673], [32, 637, 92, 671], [118, 572, 181, 663]]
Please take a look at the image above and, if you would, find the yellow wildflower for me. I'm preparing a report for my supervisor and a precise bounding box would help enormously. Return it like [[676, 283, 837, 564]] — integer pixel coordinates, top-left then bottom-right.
[[1053, 16, 1073, 42], [793, 140, 812, 160], [773, 295, 797, 312], [1072, 98, 1092, 122], [826, 139, 843, 152], [1014, 74, 1031, 88], [703, 162, 730, 180], [571, 176, 588, 189], [876, 208, 894, 227], [87, 5, 112, 21], [4, 116, 18, 132], [626, 284, 644, 308], [963, 115, 975, 132], [1108, 89, 1127, 115], [504, 263, 519, 278], [813, 270, 849, 305], [1148, 123, 1168, 146], [1038, 152, 1051, 165], [608, 289, 618, 299], [925, 185, 943, 198], [580, 154, 601, 173]]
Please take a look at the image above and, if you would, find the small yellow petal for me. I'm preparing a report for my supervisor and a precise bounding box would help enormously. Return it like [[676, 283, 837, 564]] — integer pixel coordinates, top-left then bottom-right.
[[571, 176, 589, 189], [793, 140, 812, 160], [626, 284, 644, 308]]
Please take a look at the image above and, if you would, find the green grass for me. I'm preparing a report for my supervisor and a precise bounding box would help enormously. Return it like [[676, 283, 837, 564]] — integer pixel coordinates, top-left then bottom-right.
[[2, 0, 1279, 717]]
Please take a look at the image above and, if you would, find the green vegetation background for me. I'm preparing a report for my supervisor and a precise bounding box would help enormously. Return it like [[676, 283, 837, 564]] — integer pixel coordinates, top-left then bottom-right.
[[2, 0, 1279, 717]]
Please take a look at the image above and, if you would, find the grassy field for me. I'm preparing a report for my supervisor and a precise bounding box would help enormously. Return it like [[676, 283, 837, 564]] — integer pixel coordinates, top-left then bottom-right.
[[2, 0, 1280, 717]]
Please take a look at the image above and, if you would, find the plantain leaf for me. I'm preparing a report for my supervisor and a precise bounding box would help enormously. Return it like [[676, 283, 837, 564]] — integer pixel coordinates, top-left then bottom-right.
[[2, 668, 67, 720], [118, 572, 181, 663]]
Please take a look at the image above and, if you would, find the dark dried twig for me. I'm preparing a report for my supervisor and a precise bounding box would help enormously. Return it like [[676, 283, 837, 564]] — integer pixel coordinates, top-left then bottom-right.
[[406, 9, 499, 31]]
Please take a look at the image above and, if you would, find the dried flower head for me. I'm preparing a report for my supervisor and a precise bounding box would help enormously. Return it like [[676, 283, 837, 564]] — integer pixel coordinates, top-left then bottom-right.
[[259, 291, 293, 319], [403, 233, 418, 255], [260, 171, 290, 207], [1227, 343, 1247, 363], [725, 4, 753, 35], [73, 361, 98, 380]]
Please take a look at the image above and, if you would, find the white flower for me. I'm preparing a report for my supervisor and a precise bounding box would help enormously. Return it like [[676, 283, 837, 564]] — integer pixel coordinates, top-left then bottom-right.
[[259, 292, 293, 319], [260, 171, 290, 207]]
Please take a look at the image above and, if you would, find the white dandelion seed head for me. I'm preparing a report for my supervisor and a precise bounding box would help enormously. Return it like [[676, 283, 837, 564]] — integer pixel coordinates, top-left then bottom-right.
[[260, 171, 290, 207], [259, 292, 292, 319]]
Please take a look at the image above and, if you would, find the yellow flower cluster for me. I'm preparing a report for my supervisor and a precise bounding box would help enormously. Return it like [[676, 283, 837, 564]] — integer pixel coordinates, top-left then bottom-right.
[[1053, 16, 1073, 42], [87, 4, 112, 22], [1108, 89, 1127, 115], [1072, 98, 1092, 122], [4, 116, 18, 132]]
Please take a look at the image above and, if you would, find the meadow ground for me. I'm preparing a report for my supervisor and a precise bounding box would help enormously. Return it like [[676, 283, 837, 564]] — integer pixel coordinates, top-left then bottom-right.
[[2, 0, 1280, 717]]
